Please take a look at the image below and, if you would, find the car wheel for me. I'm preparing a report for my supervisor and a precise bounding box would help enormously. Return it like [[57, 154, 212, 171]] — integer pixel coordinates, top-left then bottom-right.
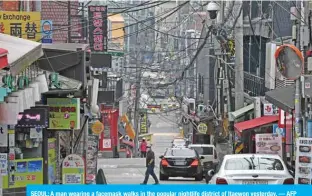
[[195, 174, 203, 181], [159, 172, 169, 181]]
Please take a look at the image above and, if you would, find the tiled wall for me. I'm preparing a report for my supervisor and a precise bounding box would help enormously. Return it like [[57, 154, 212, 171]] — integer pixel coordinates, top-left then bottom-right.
[[41, 0, 81, 43]]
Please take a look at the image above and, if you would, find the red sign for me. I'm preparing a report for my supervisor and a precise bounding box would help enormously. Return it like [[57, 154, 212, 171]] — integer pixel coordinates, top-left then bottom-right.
[[0, 48, 8, 69], [278, 109, 293, 128], [99, 107, 119, 152]]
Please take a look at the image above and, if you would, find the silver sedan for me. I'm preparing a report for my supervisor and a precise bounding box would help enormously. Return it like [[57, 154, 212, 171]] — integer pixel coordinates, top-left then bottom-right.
[[206, 154, 294, 184]]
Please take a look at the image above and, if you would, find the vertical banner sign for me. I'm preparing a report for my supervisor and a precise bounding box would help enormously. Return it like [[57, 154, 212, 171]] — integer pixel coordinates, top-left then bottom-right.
[[0, 125, 8, 147], [86, 135, 99, 184], [0, 11, 41, 41], [88, 6, 108, 52], [41, 20, 53, 43], [295, 137, 312, 185], [255, 134, 283, 158], [48, 138, 56, 184]]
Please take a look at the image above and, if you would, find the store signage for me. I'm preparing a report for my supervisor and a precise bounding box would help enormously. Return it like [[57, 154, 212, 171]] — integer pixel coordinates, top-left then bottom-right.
[[91, 120, 104, 134], [278, 109, 293, 128], [16, 108, 48, 128], [295, 137, 312, 184], [62, 154, 85, 184], [197, 123, 208, 134], [41, 20, 53, 43], [88, 6, 108, 52], [263, 103, 276, 116], [0, 11, 41, 41], [47, 98, 80, 130], [255, 133, 283, 158]]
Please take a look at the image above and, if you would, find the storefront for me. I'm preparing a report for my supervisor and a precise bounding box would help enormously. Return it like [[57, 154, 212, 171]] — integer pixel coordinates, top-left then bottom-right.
[[234, 115, 279, 153], [1, 106, 51, 189]]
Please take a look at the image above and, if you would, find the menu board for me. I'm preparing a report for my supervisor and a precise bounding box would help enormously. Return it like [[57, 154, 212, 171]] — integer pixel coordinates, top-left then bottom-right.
[[295, 137, 312, 185], [86, 135, 99, 184], [255, 134, 283, 157]]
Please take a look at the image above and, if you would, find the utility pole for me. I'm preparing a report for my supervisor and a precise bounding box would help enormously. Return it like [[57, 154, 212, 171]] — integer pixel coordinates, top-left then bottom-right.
[[68, 1, 72, 43], [234, 0, 244, 110], [133, 27, 142, 158], [293, 1, 303, 139]]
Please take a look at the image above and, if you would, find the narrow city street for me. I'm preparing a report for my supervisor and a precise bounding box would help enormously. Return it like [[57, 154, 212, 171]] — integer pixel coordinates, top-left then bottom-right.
[[97, 111, 205, 184]]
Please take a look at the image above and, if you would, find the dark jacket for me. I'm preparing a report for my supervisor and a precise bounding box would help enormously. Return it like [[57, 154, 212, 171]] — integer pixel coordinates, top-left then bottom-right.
[[146, 150, 155, 167]]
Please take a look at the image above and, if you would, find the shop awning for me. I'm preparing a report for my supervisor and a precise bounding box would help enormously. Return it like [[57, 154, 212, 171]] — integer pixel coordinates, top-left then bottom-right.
[[234, 115, 279, 135], [0, 33, 43, 75], [265, 85, 295, 113]]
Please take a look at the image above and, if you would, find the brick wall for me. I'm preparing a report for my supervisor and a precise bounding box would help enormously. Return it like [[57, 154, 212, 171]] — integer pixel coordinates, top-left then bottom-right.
[[41, 0, 80, 43]]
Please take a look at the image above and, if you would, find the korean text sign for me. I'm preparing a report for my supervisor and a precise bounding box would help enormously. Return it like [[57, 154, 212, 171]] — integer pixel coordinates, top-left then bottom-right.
[[0, 11, 41, 41], [88, 6, 108, 52], [2, 158, 43, 188], [47, 98, 80, 130]]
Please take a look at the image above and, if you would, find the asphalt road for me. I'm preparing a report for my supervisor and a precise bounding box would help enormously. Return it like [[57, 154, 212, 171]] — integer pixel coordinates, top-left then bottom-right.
[[97, 111, 205, 184]]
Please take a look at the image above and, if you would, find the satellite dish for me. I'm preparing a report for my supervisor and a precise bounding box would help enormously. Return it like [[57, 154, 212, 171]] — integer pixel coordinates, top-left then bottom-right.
[[274, 44, 303, 80]]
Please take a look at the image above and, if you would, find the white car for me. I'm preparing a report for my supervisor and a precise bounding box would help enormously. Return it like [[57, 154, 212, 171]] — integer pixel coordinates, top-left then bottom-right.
[[172, 138, 186, 148], [207, 154, 294, 184], [188, 144, 219, 175]]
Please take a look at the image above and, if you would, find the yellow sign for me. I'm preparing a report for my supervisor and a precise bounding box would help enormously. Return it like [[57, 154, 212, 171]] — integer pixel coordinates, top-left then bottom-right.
[[48, 138, 56, 184], [2, 158, 43, 188], [197, 123, 208, 134], [0, 11, 41, 41], [91, 120, 104, 134], [140, 113, 147, 134], [47, 98, 81, 130]]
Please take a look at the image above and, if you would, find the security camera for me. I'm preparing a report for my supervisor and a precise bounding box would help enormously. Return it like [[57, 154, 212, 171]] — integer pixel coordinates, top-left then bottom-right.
[[207, 2, 220, 20]]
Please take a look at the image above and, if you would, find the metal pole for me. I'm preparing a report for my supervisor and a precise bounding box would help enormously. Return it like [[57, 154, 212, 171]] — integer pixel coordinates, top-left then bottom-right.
[[234, 0, 244, 110], [68, 1, 72, 43], [294, 1, 303, 139], [133, 31, 142, 158]]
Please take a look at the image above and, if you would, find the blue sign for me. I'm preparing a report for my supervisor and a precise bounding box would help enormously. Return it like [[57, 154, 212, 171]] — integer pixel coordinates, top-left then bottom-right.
[[27, 185, 309, 196], [41, 20, 53, 43], [273, 123, 285, 137]]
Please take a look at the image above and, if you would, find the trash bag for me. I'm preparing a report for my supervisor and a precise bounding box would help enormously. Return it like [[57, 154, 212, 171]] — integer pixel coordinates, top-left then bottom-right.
[[96, 169, 107, 184]]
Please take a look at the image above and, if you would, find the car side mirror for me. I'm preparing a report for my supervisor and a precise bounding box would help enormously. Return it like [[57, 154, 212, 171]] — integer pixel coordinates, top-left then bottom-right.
[[207, 169, 215, 177], [200, 156, 205, 159], [159, 155, 164, 159]]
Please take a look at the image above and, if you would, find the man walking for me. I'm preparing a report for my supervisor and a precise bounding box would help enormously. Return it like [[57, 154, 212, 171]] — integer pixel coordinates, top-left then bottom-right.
[[141, 146, 159, 185]]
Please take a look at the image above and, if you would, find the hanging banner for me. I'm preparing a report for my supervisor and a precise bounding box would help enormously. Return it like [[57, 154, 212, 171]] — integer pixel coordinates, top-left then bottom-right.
[[295, 137, 312, 184], [47, 98, 80, 130], [86, 135, 99, 184], [139, 109, 148, 134], [255, 134, 283, 158], [0, 11, 41, 41], [88, 5, 108, 52], [62, 154, 85, 184]]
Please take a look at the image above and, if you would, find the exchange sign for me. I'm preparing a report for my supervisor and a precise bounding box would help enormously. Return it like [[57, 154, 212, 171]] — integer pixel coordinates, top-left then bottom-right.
[[0, 11, 41, 41]]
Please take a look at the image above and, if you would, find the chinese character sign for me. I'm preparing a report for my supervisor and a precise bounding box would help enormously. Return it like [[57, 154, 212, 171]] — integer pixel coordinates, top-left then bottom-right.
[[88, 6, 108, 52], [0, 11, 41, 41]]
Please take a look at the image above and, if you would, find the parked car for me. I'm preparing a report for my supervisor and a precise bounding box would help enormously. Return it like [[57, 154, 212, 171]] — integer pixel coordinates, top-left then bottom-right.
[[188, 144, 219, 176], [171, 138, 186, 148], [206, 154, 294, 184], [159, 148, 204, 181]]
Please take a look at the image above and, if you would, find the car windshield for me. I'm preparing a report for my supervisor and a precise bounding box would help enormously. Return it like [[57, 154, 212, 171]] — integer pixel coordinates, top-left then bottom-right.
[[190, 147, 213, 155], [224, 157, 284, 171], [165, 148, 196, 157]]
